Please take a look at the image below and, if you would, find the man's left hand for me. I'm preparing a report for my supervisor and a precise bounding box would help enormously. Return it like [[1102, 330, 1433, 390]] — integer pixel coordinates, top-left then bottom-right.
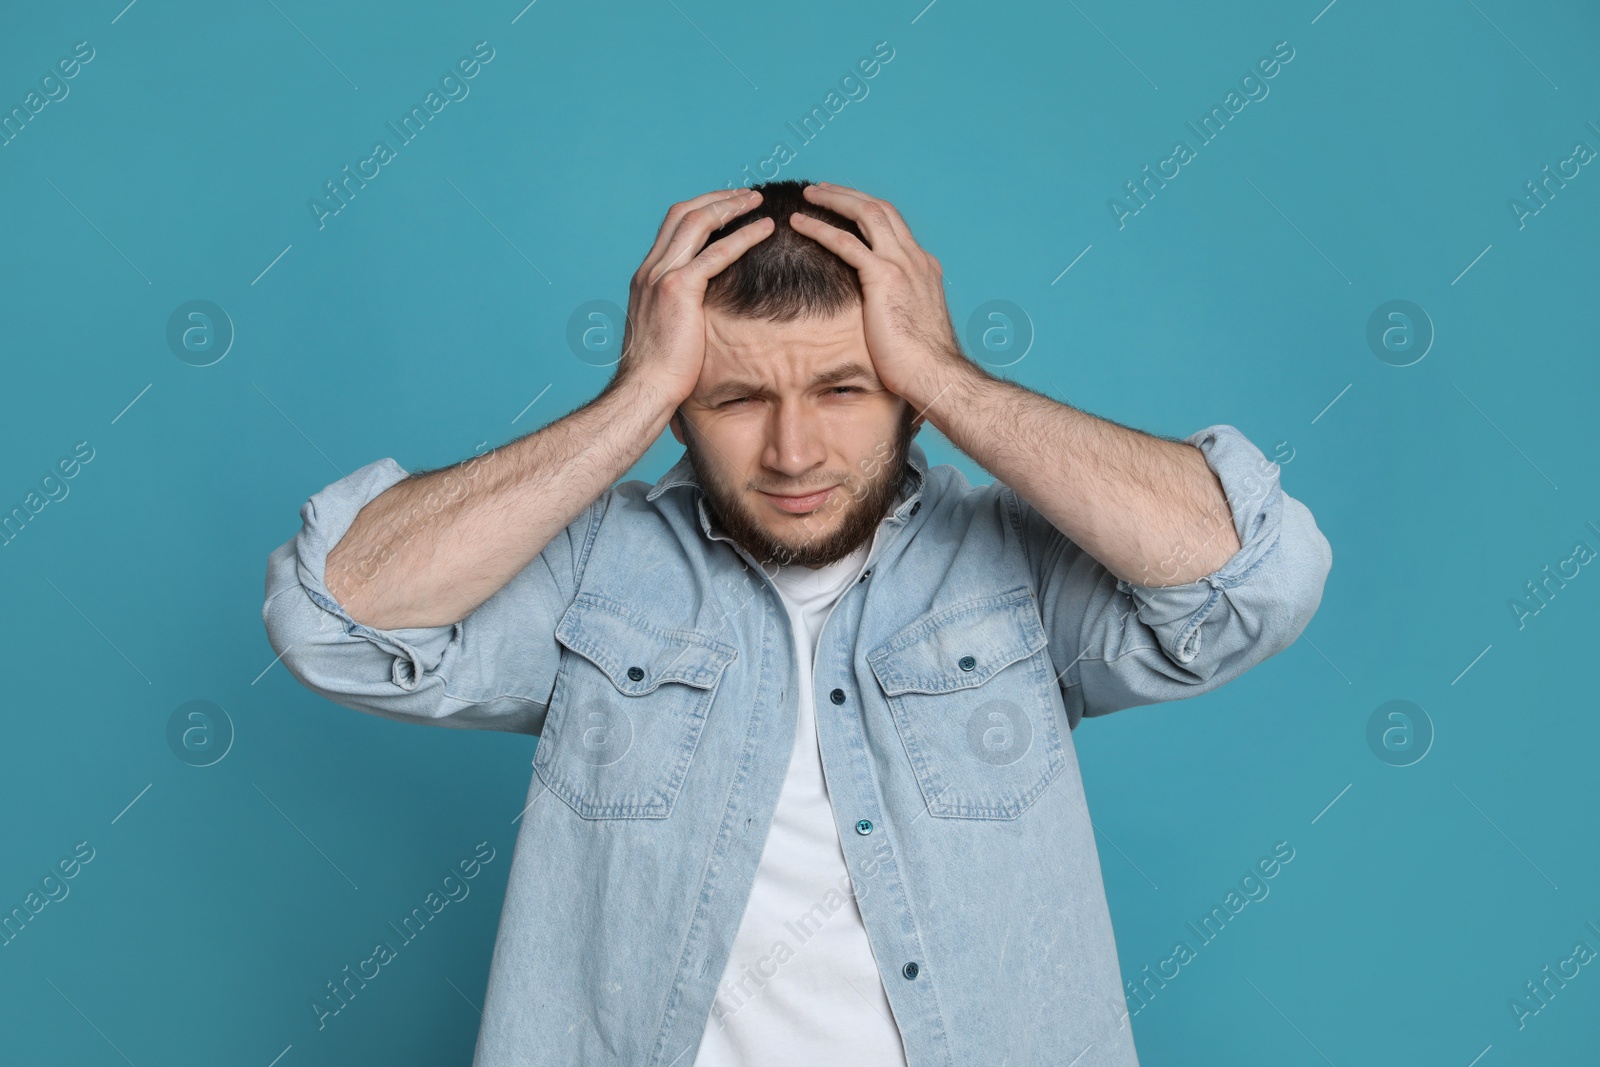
[[791, 182, 973, 416]]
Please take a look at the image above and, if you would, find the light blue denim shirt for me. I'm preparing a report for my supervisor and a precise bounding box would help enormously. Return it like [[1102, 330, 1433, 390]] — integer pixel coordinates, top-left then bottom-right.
[[261, 423, 1332, 1066]]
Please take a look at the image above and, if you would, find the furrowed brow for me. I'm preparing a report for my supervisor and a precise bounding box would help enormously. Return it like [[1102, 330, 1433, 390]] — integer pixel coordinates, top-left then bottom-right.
[[810, 362, 875, 388], [701, 362, 876, 405]]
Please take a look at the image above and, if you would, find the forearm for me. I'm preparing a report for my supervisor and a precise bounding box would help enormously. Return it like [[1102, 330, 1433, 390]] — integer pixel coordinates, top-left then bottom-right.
[[325, 373, 677, 629], [912, 358, 1241, 587]]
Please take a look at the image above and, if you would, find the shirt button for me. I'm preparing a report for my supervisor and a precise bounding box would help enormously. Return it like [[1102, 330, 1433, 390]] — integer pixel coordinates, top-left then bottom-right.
[[627, 666, 644, 681], [902, 961, 920, 980], [958, 655, 976, 671], [830, 688, 846, 705], [910, 502, 921, 516], [858, 569, 872, 583], [855, 819, 873, 835]]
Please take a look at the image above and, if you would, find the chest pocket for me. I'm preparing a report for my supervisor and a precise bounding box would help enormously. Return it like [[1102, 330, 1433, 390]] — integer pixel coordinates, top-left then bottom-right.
[[867, 587, 1064, 820], [534, 592, 737, 819]]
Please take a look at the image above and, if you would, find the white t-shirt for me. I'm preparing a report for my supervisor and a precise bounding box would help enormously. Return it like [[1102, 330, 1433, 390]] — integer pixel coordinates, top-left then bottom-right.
[[693, 516, 908, 1067]]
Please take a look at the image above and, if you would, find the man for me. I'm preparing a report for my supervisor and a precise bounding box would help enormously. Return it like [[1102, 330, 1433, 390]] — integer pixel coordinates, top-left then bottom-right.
[[261, 179, 1332, 1066]]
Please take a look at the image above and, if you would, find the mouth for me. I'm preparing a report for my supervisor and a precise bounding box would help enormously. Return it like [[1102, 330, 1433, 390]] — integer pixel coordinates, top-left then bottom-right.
[[759, 486, 837, 514]]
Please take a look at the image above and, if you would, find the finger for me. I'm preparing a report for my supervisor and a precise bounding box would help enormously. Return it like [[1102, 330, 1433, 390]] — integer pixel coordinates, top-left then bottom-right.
[[839, 183, 913, 243], [788, 211, 878, 274], [800, 182, 906, 255], [640, 189, 742, 264], [642, 189, 760, 276], [680, 215, 776, 285], [649, 191, 766, 282]]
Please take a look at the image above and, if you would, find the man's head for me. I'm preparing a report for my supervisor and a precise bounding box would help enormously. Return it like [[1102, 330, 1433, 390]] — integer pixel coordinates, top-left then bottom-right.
[[668, 180, 921, 571]]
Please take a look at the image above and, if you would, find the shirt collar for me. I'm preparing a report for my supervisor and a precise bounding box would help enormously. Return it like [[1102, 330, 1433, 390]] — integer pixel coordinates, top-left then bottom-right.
[[645, 439, 930, 542]]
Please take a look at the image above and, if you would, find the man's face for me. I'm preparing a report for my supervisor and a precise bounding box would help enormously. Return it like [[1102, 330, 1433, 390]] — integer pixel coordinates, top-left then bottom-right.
[[670, 305, 920, 570]]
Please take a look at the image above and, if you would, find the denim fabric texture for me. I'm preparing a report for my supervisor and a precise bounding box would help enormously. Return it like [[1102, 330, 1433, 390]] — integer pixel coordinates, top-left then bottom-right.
[[261, 423, 1332, 1066]]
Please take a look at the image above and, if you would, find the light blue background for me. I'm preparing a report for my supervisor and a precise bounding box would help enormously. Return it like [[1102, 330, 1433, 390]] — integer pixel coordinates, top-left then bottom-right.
[[2, 0, 1597, 1063]]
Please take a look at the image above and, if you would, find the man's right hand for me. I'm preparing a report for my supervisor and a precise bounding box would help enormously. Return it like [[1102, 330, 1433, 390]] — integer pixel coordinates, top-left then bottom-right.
[[614, 188, 774, 406], [319, 188, 772, 631]]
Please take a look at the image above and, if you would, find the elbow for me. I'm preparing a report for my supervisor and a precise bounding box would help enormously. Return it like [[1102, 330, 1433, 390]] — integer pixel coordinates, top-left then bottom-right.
[[1308, 522, 1333, 613], [1200, 500, 1331, 675], [261, 540, 346, 682], [261, 541, 301, 661], [1298, 502, 1333, 620], [1272, 498, 1333, 653], [261, 583, 324, 684]]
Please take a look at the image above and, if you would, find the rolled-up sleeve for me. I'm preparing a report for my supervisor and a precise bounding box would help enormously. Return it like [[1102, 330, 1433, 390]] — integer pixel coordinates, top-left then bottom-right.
[[261, 457, 604, 734], [1011, 423, 1332, 728]]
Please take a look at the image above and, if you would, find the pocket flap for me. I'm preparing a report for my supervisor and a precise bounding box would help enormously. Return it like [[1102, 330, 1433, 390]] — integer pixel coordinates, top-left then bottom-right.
[[554, 593, 737, 695], [867, 587, 1048, 696]]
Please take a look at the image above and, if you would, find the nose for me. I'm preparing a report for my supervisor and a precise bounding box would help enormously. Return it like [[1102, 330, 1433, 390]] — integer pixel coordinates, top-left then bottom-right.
[[762, 396, 828, 484]]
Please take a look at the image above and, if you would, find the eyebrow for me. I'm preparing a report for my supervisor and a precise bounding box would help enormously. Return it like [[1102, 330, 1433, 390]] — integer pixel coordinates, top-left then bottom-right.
[[700, 362, 877, 405]]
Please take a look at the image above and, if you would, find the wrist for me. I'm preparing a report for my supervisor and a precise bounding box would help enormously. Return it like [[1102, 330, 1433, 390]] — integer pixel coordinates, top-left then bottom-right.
[[899, 347, 988, 427], [604, 369, 685, 429]]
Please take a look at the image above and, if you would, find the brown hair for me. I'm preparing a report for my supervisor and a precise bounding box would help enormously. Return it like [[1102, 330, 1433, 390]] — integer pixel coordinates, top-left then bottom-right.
[[701, 179, 865, 322]]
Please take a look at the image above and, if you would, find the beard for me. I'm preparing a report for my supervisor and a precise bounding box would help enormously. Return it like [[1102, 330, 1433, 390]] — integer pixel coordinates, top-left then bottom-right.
[[680, 406, 918, 570]]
